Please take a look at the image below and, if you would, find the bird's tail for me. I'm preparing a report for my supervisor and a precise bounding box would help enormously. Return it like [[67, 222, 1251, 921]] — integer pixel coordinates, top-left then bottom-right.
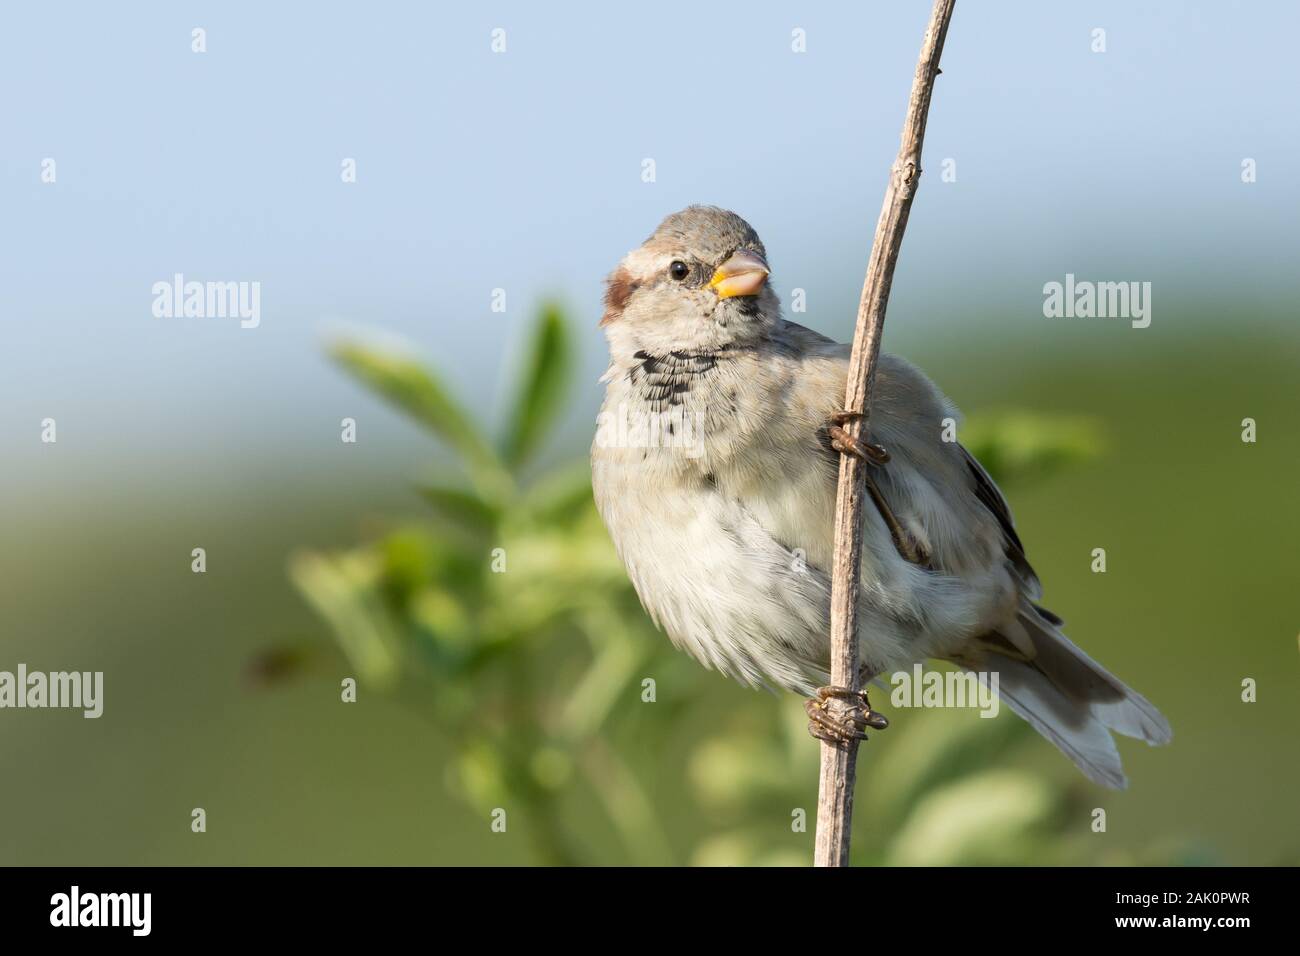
[[951, 604, 1172, 789]]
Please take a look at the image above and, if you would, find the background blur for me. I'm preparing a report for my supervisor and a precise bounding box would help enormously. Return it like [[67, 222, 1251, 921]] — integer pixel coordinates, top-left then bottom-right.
[[2, 1, 1296, 865]]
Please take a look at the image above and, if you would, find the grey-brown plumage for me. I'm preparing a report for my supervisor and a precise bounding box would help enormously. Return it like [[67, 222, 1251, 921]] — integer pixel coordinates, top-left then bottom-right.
[[591, 206, 1170, 788]]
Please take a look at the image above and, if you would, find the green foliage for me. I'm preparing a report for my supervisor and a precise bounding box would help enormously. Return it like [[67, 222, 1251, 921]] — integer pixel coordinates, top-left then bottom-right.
[[960, 409, 1104, 486], [289, 303, 1184, 865], [501, 302, 572, 469], [329, 339, 508, 496]]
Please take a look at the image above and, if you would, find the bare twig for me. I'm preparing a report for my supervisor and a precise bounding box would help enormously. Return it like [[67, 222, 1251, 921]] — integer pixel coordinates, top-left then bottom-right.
[[814, 0, 957, 868]]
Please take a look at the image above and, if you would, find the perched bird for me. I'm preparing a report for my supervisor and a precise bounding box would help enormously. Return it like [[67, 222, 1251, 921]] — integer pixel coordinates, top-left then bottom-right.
[[591, 205, 1171, 788]]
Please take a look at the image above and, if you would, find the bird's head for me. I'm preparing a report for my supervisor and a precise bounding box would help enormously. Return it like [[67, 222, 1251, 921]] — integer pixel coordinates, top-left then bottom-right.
[[600, 205, 779, 357]]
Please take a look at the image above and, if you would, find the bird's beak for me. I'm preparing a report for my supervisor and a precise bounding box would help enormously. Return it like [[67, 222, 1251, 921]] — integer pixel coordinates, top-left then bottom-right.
[[708, 249, 770, 299]]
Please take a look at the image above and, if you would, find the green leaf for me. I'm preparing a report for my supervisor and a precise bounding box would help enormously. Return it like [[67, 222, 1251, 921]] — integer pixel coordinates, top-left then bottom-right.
[[687, 735, 793, 810], [867, 704, 1031, 831], [415, 483, 500, 537], [378, 529, 440, 601], [409, 586, 476, 664], [519, 459, 595, 526], [961, 409, 1104, 487], [329, 339, 505, 488], [501, 303, 572, 468], [288, 548, 401, 688], [884, 770, 1057, 866]]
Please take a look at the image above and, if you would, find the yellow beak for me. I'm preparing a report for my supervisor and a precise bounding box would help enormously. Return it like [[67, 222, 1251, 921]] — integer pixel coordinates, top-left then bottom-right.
[[708, 249, 770, 299]]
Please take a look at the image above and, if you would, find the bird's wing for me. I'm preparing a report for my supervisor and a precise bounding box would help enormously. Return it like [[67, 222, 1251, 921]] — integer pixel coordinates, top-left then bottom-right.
[[958, 442, 1041, 599]]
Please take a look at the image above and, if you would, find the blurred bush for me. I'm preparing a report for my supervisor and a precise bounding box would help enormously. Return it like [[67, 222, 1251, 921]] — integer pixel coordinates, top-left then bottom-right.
[[282, 303, 1183, 866]]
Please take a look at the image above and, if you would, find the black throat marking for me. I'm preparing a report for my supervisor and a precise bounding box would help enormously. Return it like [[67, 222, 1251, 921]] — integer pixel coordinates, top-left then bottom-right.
[[627, 348, 723, 411]]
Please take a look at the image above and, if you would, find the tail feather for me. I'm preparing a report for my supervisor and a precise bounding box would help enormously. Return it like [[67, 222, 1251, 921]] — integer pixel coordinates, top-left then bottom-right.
[[1019, 605, 1172, 746], [984, 654, 1128, 789], [955, 603, 1171, 789]]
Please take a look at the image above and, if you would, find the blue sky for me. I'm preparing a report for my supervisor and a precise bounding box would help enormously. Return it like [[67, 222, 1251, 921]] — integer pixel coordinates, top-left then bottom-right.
[[3, 1, 1297, 488]]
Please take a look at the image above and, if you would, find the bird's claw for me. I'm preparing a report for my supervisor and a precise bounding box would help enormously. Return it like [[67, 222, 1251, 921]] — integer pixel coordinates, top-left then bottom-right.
[[828, 411, 890, 465], [805, 685, 889, 744]]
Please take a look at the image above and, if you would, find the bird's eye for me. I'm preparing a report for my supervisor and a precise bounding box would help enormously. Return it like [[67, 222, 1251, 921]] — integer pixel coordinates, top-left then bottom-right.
[[669, 261, 689, 281]]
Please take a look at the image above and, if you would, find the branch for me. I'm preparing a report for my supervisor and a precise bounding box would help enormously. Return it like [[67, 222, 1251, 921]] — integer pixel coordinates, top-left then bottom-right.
[[814, 0, 957, 868]]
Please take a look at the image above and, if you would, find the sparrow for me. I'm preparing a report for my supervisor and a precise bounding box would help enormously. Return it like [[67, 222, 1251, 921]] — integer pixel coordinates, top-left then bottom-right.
[[590, 205, 1171, 788]]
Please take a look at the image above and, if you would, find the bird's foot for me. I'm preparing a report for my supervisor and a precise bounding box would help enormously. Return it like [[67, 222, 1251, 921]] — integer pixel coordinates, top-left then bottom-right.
[[805, 685, 889, 744], [828, 411, 890, 465]]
